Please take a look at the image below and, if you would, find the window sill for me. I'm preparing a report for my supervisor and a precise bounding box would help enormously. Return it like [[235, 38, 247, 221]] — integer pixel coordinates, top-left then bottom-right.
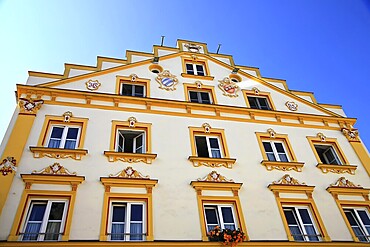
[[316, 163, 357, 175], [188, 156, 236, 169], [29, 146, 88, 160], [261, 160, 304, 172], [181, 73, 214, 81], [104, 151, 157, 164]]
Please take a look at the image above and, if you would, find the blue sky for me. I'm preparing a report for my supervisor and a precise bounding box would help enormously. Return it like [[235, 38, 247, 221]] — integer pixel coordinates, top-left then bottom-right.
[[0, 0, 369, 150]]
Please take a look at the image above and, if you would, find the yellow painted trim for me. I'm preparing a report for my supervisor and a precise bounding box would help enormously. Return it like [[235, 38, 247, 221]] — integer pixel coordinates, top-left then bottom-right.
[[209, 52, 235, 66], [290, 90, 317, 104], [109, 120, 152, 152], [183, 83, 218, 104], [0, 113, 36, 216], [29, 147, 88, 160], [348, 141, 370, 176], [100, 178, 158, 241], [28, 71, 64, 79], [318, 103, 343, 109], [243, 89, 276, 110], [236, 65, 262, 78], [229, 74, 242, 82], [307, 135, 350, 166], [269, 184, 330, 242], [181, 55, 211, 76], [261, 77, 289, 91], [115, 75, 151, 97], [148, 64, 163, 73], [153, 45, 179, 57], [103, 151, 157, 164], [261, 160, 304, 172], [256, 131, 298, 162], [177, 39, 209, 54]]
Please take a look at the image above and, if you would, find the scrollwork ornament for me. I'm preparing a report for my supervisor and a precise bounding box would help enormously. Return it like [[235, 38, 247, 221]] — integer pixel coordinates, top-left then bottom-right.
[[32, 162, 77, 176], [273, 174, 306, 186], [155, 70, 179, 91], [330, 177, 362, 188], [128, 117, 137, 128], [197, 171, 234, 182], [317, 133, 326, 142], [63, 111, 73, 122], [218, 77, 239, 97], [109, 166, 150, 179], [342, 128, 360, 142], [184, 43, 202, 53], [285, 101, 298, 111], [85, 79, 101, 91], [202, 123, 211, 133], [267, 128, 276, 138], [0, 157, 17, 176], [18, 98, 44, 114]]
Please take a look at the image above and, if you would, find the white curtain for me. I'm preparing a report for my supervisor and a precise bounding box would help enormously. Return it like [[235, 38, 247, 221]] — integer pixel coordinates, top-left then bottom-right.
[[23, 223, 41, 241]]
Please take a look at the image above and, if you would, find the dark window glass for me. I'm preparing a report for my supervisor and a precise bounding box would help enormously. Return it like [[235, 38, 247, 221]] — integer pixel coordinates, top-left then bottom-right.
[[205, 208, 218, 224], [221, 207, 234, 224], [50, 127, 63, 139], [48, 202, 65, 220], [122, 84, 133, 96], [196, 64, 205, 76], [195, 136, 209, 157], [186, 64, 194, 75], [248, 96, 271, 110], [189, 91, 199, 102], [134, 85, 144, 97], [29, 203, 47, 221], [298, 209, 313, 224], [200, 92, 211, 104], [131, 204, 143, 221], [113, 205, 126, 222], [66, 128, 78, 139]]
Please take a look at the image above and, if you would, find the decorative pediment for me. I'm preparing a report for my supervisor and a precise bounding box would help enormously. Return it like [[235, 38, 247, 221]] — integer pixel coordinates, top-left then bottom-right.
[[197, 171, 234, 182], [330, 177, 362, 188], [0, 157, 17, 176], [32, 163, 77, 176], [184, 43, 202, 53], [272, 174, 306, 186], [109, 167, 149, 179]]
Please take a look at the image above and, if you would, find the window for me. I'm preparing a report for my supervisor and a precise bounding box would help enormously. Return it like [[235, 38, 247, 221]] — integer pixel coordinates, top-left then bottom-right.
[[181, 58, 214, 80], [247, 96, 271, 110], [109, 202, 145, 241], [314, 144, 342, 165], [262, 140, 289, 162], [343, 208, 370, 242], [189, 91, 212, 104], [204, 205, 237, 232], [117, 130, 145, 153], [283, 206, 321, 242], [195, 135, 222, 158], [22, 200, 68, 241], [186, 63, 205, 76], [47, 125, 81, 149], [121, 83, 145, 97]]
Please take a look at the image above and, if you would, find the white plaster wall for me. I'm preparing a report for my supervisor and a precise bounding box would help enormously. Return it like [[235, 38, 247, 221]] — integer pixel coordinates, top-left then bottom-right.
[[101, 61, 123, 70], [211, 56, 231, 66], [131, 55, 151, 63], [68, 69, 94, 78], [26, 76, 58, 85], [157, 49, 177, 57]]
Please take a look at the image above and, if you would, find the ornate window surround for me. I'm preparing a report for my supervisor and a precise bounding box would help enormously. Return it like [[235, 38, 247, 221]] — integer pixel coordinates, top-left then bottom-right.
[[29, 114, 88, 160], [188, 124, 236, 169], [190, 171, 248, 241], [307, 133, 356, 175], [327, 177, 370, 242], [256, 129, 304, 172], [115, 75, 151, 97], [99, 168, 158, 241], [183, 82, 218, 105], [181, 56, 214, 81], [268, 175, 330, 242], [242, 88, 276, 110], [8, 164, 85, 241]]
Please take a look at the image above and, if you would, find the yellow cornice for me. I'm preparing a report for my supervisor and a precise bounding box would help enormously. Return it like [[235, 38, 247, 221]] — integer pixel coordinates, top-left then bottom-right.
[[28, 71, 64, 79], [290, 90, 317, 104], [190, 181, 242, 191], [261, 77, 289, 91], [318, 103, 343, 109], [21, 174, 85, 186], [236, 65, 262, 78], [126, 50, 154, 64], [100, 177, 158, 188]]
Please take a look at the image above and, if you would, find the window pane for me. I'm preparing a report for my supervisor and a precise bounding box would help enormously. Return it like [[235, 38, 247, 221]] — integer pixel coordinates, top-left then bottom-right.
[[135, 134, 144, 154], [64, 140, 76, 149], [130, 223, 143, 240], [113, 206, 126, 223], [45, 222, 61, 240], [257, 98, 270, 110], [66, 128, 78, 139], [205, 208, 219, 224], [358, 210, 370, 225], [196, 64, 205, 76], [209, 138, 219, 149], [131, 204, 143, 221], [195, 136, 209, 157], [48, 202, 65, 220], [298, 209, 313, 224], [48, 139, 61, 148], [345, 211, 358, 226], [186, 64, 194, 74], [284, 209, 297, 225], [50, 127, 64, 138], [29, 203, 47, 221], [122, 84, 133, 96], [267, 153, 276, 161], [248, 97, 258, 109], [278, 154, 289, 162], [134, 85, 144, 97], [221, 207, 235, 224], [23, 223, 42, 241], [189, 91, 199, 102], [263, 142, 273, 152], [200, 92, 211, 104], [111, 224, 125, 240], [274, 143, 285, 153]]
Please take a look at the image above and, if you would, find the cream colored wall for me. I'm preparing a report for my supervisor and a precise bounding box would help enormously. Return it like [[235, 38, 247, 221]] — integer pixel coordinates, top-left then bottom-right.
[[0, 101, 369, 241], [26, 76, 58, 85]]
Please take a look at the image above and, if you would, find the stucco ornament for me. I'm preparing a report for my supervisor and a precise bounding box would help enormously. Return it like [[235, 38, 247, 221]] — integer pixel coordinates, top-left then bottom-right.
[[130, 74, 138, 82], [155, 70, 179, 91], [197, 171, 234, 182], [330, 177, 362, 188], [267, 128, 276, 138], [184, 43, 202, 53], [317, 133, 326, 142], [218, 77, 240, 97], [195, 81, 203, 89], [342, 128, 360, 142], [32, 162, 77, 176], [285, 101, 298, 111], [252, 87, 260, 95], [0, 157, 17, 176], [18, 98, 44, 114], [63, 111, 73, 122], [128, 116, 137, 128], [202, 123, 211, 133], [273, 174, 306, 186], [85, 79, 101, 91], [109, 166, 150, 179]]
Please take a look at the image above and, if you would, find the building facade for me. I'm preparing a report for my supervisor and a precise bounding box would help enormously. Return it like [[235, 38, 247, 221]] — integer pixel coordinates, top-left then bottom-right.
[[0, 39, 369, 246]]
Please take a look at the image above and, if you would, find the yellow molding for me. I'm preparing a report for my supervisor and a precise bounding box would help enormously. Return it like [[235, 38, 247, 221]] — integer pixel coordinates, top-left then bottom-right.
[[103, 151, 157, 164], [100, 177, 158, 189], [126, 50, 154, 64], [21, 174, 85, 187], [191, 181, 242, 191], [115, 75, 151, 97], [29, 147, 88, 160], [316, 164, 357, 175], [188, 156, 236, 169], [290, 90, 317, 104], [318, 103, 343, 109], [236, 65, 261, 78], [209, 52, 235, 67], [28, 71, 64, 79], [242, 89, 276, 110], [183, 83, 218, 104], [177, 39, 209, 54], [261, 160, 304, 172], [348, 141, 370, 177], [261, 77, 289, 91]]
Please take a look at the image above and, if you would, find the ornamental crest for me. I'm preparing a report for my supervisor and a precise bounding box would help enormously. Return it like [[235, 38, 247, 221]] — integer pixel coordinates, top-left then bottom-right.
[[184, 43, 202, 53], [342, 128, 359, 142], [197, 171, 234, 182], [330, 177, 362, 188], [285, 101, 298, 111], [202, 123, 211, 133], [0, 157, 17, 176], [85, 79, 101, 91], [156, 70, 179, 91], [267, 128, 276, 138], [109, 166, 149, 179], [128, 116, 137, 127], [32, 163, 76, 176], [317, 133, 326, 142], [18, 98, 44, 114], [218, 77, 239, 97], [273, 174, 306, 186], [130, 74, 138, 82], [63, 111, 73, 122]]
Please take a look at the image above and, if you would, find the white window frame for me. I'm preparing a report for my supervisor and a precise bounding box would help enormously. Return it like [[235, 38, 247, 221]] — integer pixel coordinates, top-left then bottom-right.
[[46, 125, 81, 149], [204, 204, 237, 232], [314, 144, 342, 165], [120, 83, 145, 97], [116, 130, 146, 154], [188, 90, 212, 104], [283, 206, 321, 242], [262, 140, 289, 162], [185, 63, 205, 76], [21, 199, 69, 241], [195, 135, 223, 158], [343, 207, 370, 242], [247, 96, 271, 110], [108, 201, 146, 241]]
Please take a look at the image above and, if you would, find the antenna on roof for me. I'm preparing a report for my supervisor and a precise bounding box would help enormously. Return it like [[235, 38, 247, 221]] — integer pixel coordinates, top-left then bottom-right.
[[216, 44, 221, 54], [161, 36, 165, 46]]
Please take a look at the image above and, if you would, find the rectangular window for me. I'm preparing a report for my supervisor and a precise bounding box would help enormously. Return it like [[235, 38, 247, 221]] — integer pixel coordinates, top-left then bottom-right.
[[22, 200, 68, 241], [109, 202, 145, 241], [47, 125, 81, 149], [314, 144, 342, 165], [121, 83, 145, 97], [186, 63, 205, 76], [117, 130, 145, 154], [262, 141, 289, 162], [189, 91, 212, 104], [204, 205, 237, 232], [344, 208, 370, 242], [283, 206, 321, 242], [248, 96, 271, 110], [195, 135, 222, 158]]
